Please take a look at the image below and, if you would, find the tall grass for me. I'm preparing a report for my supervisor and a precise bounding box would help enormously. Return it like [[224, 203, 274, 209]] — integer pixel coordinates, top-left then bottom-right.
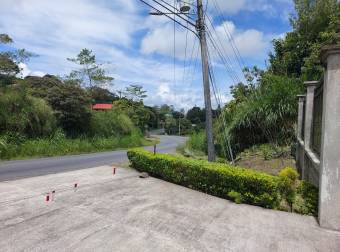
[[0, 131, 152, 160]]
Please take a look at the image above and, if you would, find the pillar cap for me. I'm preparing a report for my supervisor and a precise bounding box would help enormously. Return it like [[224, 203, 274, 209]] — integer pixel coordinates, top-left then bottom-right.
[[304, 81, 319, 87], [297, 94, 306, 101], [321, 44, 340, 65]]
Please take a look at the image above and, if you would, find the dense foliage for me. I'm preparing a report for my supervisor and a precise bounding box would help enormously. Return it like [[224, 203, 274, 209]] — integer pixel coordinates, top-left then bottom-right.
[[0, 88, 57, 138], [210, 0, 340, 159], [128, 149, 281, 209]]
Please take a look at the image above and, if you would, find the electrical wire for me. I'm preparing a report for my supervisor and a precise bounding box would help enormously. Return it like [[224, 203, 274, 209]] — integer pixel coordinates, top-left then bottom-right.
[[210, 0, 246, 71], [150, 0, 197, 27], [138, 0, 198, 36]]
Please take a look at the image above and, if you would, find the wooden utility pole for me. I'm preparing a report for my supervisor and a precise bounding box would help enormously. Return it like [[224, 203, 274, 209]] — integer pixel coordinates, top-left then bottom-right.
[[196, 0, 216, 161]]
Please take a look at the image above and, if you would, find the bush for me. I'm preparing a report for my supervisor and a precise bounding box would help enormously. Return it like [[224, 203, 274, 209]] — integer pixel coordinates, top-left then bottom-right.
[[279, 167, 299, 210], [90, 110, 138, 137], [0, 88, 57, 138], [295, 181, 319, 216], [127, 149, 281, 209], [186, 131, 207, 154]]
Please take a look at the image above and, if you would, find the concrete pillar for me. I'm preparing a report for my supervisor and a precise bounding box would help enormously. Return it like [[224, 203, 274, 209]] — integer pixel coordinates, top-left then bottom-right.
[[303, 81, 319, 148], [319, 44, 340, 231], [302, 81, 318, 180], [297, 95, 306, 140], [296, 95, 306, 178]]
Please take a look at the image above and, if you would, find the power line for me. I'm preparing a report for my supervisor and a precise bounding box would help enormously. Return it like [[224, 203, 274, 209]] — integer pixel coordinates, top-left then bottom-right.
[[150, 0, 196, 27], [206, 29, 241, 84], [210, 0, 246, 71], [138, 0, 198, 36]]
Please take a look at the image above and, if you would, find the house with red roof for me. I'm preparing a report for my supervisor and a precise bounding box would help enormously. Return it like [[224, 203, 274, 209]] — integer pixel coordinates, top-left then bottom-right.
[[91, 104, 113, 111]]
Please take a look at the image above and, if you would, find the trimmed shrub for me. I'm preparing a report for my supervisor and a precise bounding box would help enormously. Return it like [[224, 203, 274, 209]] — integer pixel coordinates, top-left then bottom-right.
[[127, 149, 281, 209], [279, 167, 299, 210]]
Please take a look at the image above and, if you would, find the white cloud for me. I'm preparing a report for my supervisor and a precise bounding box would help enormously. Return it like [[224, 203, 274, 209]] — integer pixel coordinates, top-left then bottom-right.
[[0, 0, 286, 109], [17, 63, 45, 78], [141, 20, 272, 61], [141, 22, 197, 60]]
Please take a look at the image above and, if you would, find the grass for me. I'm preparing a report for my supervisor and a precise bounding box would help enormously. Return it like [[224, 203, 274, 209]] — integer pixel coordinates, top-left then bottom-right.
[[234, 144, 296, 176], [178, 140, 296, 176], [0, 133, 158, 160]]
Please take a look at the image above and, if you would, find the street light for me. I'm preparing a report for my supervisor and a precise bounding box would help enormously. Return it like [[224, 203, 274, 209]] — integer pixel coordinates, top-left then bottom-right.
[[178, 0, 192, 13]]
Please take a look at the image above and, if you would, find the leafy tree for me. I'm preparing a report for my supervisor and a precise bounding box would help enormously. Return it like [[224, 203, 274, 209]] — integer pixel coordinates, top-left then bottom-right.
[[67, 48, 113, 87], [24, 75, 92, 136], [187, 106, 205, 126], [88, 86, 118, 104], [48, 84, 92, 136], [269, 0, 340, 80], [0, 34, 33, 86], [0, 34, 13, 44], [113, 99, 153, 132], [124, 84, 147, 102]]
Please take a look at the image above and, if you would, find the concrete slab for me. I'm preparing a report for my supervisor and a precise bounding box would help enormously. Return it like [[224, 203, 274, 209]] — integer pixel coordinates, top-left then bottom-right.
[[0, 166, 339, 252]]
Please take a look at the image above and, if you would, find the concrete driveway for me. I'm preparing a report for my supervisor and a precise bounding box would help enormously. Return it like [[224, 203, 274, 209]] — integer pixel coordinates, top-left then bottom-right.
[[0, 166, 339, 252]]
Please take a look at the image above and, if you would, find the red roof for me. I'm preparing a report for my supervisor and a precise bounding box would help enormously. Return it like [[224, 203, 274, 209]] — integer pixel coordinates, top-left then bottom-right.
[[92, 104, 113, 110]]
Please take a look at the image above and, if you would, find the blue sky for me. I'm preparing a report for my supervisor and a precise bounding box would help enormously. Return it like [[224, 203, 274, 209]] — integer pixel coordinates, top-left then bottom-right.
[[0, 0, 294, 109]]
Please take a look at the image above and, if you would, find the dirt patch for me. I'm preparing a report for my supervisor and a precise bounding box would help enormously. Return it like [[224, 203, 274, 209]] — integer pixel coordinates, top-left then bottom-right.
[[235, 145, 296, 175]]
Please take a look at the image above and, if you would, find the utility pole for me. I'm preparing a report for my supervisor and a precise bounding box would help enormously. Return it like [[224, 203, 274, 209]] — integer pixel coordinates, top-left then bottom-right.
[[144, 0, 216, 161], [196, 0, 216, 161]]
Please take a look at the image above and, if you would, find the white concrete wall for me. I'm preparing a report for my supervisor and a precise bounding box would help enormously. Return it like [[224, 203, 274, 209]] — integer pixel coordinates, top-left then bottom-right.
[[319, 45, 340, 231]]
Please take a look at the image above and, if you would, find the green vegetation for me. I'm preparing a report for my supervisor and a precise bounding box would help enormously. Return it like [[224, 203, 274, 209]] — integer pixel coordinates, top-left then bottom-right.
[[128, 149, 318, 215], [0, 42, 157, 160], [294, 181, 319, 216], [128, 149, 281, 209], [192, 0, 340, 160], [0, 131, 151, 160], [279, 167, 299, 211]]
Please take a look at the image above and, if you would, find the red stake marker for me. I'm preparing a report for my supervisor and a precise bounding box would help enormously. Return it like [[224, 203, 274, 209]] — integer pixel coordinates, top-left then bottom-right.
[[113, 167, 116, 175], [45, 194, 50, 202]]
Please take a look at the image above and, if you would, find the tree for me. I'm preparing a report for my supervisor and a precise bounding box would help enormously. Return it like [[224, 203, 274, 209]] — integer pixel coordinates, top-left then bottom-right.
[[187, 106, 205, 125], [48, 84, 92, 136], [124, 84, 147, 102], [0, 34, 13, 44], [67, 48, 113, 87], [24, 75, 92, 136], [88, 86, 118, 104], [269, 0, 340, 80], [113, 99, 153, 132], [0, 34, 33, 86]]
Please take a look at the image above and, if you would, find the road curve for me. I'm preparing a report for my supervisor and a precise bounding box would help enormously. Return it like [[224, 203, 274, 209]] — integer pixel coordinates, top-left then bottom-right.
[[0, 135, 187, 182]]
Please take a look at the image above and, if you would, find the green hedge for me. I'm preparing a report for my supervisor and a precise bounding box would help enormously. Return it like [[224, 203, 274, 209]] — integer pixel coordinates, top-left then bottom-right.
[[127, 149, 281, 209]]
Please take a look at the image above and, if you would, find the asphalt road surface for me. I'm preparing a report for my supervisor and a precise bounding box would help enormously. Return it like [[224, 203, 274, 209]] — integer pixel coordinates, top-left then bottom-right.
[[0, 135, 187, 182]]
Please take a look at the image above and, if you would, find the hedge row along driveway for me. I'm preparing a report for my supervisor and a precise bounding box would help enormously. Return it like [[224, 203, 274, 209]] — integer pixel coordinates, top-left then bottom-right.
[[127, 149, 281, 209]]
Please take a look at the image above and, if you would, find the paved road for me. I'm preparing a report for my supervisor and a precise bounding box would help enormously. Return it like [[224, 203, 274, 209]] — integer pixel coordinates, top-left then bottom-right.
[[0, 135, 187, 182]]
